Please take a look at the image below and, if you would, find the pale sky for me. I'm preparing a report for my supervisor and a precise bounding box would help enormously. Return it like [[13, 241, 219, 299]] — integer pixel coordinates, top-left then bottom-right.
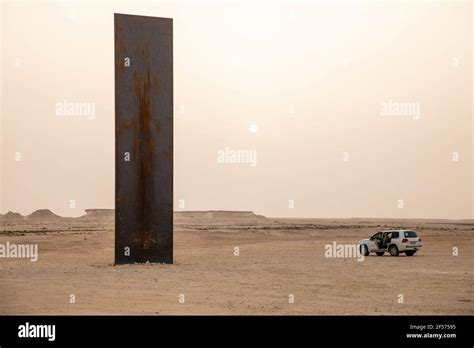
[[1, 0, 473, 218]]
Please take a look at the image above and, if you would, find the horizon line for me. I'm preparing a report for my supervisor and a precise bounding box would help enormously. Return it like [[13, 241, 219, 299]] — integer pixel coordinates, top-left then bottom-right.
[[1, 208, 473, 221]]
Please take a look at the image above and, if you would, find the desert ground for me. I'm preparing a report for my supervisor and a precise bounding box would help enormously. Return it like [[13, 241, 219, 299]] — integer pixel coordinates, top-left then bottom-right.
[[0, 209, 472, 315]]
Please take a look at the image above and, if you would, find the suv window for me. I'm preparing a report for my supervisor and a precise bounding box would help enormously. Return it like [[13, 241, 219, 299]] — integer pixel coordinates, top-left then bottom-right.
[[404, 231, 417, 238], [391, 231, 399, 239]]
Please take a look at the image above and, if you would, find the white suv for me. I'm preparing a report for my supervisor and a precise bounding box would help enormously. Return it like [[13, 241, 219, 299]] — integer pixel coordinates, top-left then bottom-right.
[[359, 230, 422, 256]]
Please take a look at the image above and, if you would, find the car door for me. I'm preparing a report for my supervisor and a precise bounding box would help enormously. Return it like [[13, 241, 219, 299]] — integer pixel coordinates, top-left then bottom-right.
[[368, 232, 381, 251]]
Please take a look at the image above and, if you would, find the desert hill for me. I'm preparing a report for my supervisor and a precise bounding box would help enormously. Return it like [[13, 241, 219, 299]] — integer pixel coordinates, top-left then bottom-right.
[[2, 211, 24, 220], [79, 209, 115, 220], [27, 209, 61, 220]]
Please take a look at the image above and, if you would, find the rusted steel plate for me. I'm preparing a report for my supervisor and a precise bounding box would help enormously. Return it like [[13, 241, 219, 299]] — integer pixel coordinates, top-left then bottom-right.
[[114, 14, 173, 264]]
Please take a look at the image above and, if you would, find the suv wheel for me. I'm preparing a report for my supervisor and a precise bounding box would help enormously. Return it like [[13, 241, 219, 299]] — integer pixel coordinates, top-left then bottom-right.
[[360, 244, 369, 256], [405, 250, 416, 256], [376, 252, 384, 256], [389, 245, 399, 256]]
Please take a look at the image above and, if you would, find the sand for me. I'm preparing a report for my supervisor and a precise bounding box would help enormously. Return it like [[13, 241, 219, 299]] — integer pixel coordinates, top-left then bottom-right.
[[0, 211, 472, 315]]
